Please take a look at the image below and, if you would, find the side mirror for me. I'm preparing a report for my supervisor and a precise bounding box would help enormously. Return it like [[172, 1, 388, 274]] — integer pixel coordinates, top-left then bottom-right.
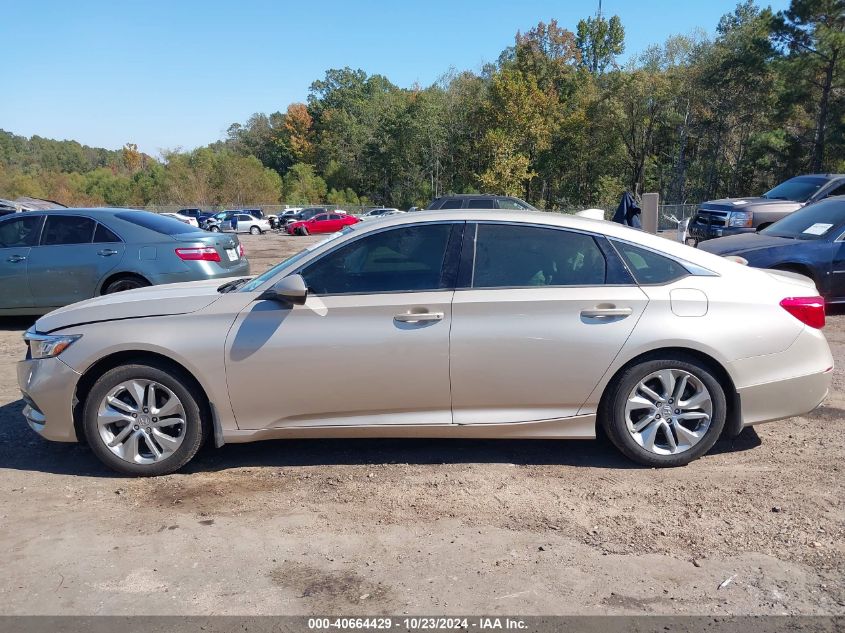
[[258, 274, 308, 305]]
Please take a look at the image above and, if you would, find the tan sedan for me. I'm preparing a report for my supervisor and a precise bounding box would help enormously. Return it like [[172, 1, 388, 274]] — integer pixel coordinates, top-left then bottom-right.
[[18, 211, 832, 475]]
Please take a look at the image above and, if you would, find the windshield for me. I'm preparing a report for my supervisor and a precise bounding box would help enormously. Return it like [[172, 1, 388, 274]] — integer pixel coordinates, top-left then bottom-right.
[[761, 199, 845, 240], [762, 176, 828, 202], [239, 228, 353, 292]]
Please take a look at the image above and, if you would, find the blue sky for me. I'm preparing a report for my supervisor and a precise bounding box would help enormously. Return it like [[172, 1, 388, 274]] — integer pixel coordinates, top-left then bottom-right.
[[0, 0, 789, 156]]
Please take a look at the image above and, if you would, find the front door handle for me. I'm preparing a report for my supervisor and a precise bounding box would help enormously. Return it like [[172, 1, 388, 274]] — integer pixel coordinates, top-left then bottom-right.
[[98, 249, 119, 257], [7, 255, 26, 263], [394, 311, 444, 323], [580, 307, 633, 319]]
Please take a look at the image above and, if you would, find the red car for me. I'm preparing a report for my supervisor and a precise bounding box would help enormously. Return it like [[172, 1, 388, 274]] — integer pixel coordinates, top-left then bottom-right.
[[286, 212, 359, 235]]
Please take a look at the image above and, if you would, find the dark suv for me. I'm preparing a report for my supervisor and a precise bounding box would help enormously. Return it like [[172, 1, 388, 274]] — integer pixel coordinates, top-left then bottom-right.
[[426, 194, 537, 211], [688, 174, 845, 244]]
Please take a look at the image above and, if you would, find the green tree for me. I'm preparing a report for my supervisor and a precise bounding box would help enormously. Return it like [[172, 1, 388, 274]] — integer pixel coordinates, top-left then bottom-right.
[[576, 13, 625, 74], [283, 163, 327, 204], [774, 0, 845, 171]]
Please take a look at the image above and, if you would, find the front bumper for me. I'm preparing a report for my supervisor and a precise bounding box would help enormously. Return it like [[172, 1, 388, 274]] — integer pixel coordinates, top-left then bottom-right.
[[687, 222, 755, 242], [17, 356, 82, 442]]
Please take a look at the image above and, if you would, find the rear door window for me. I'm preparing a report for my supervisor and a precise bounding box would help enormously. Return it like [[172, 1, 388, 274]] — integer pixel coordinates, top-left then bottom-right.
[[467, 199, 491, 209], [471, 224, 607, 287], [439, 199, 463, 209], [40, 216, 96, 245]]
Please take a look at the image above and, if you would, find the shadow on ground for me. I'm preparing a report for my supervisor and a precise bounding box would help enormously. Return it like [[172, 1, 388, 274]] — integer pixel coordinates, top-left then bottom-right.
[[0, 397, 761, 477]]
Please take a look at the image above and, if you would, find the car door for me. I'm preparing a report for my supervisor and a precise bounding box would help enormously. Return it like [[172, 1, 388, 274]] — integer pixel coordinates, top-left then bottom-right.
[[310, 214, 330, 233], [27, 215, 124, 308], [325, 214, 341, 232], [236, 215, 252, 232], [225, 222, 462, 429], [0, 214, 43, 310], [449, 222, 650, 425]]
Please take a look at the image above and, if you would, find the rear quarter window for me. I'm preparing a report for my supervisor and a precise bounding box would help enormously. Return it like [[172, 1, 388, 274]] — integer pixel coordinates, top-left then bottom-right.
[[611, 241, 689, 285]]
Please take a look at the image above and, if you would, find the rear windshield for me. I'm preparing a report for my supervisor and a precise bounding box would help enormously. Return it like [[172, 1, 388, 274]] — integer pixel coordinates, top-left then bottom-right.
[[761, 198, 845, 240], [115, 211, 206, 235]]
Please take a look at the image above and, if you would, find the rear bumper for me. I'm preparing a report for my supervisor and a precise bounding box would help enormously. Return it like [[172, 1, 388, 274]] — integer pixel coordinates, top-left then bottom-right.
[[17, 356, 81, 442], [728, 326, 833, 427], [151, 259, 250, 284], [737, 368, 831, 427]]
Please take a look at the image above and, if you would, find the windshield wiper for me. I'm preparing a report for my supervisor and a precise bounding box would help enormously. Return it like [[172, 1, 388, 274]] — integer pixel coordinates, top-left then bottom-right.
[[217, 278, 251, 293]]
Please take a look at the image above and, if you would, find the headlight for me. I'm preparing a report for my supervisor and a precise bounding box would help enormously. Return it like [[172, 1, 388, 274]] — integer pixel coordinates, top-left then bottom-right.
[[23, 329, 81, 359], [723, 255, 749, 265], [729, 211, 753, 227]]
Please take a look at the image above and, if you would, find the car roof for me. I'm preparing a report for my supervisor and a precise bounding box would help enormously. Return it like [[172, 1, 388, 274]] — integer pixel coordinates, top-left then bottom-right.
[[352, 209, 737, 275]]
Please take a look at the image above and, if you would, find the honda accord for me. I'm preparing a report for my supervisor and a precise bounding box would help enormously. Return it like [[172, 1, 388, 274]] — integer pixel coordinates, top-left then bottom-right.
[[17, 211, 832, 475]]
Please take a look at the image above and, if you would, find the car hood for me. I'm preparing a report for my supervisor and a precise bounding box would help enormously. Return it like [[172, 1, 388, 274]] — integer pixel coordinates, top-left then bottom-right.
[[698, 232, 797, 256], [699, 197, 802, 213], [36, 278, 228, 333]]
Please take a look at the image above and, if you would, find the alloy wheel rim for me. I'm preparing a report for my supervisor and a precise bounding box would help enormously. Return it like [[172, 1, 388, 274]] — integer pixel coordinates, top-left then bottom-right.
[[96, 379, 186, 464], [624, 369, 712, 455]]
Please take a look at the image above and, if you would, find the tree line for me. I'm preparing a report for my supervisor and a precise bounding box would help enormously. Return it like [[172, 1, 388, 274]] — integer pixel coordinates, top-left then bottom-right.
[[1, 0, 842, 210]]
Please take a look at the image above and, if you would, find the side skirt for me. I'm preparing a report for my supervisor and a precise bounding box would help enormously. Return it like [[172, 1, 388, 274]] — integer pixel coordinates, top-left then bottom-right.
[[222, 414, 597, 443]]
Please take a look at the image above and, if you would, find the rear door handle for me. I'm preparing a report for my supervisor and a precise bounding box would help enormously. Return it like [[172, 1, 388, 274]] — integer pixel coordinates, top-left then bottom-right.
[[580, 307, 633, 319], [97, 249, 119, 257], [394, 311, 444, 323], [7, 255, 26, 263]]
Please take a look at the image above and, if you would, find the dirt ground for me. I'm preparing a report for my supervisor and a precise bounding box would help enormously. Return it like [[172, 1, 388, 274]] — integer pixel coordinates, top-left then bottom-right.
[[0, 232, 842, 616]]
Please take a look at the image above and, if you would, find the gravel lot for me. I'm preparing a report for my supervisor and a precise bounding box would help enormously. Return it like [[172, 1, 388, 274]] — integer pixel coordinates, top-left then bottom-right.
[[0, 232, 842, 615]]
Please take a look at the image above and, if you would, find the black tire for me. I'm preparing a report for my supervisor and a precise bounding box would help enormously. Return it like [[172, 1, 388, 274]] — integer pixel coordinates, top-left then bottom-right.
[[82, 362, 208, 476], [102, 275, 150, 294], [299, 226, 309, 236], [600, 354, 727, 467], [209, 225, 220, 232], [250, 225, 261, 235]]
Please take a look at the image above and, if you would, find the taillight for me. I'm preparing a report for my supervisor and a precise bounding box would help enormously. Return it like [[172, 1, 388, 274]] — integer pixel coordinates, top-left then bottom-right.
[[239, 244, 245, 257], [780, 296, 825, 329], [175, 247, 221, 262]]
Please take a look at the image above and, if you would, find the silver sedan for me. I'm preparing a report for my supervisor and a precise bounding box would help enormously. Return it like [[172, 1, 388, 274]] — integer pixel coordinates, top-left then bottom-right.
[[18, 210, 832, 475]]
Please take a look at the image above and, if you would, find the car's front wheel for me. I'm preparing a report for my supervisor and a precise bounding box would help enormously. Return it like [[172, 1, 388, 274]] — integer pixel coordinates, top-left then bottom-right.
[[601, 355, 727, 467], [82, 363, 208, 476], [209, 225, 220, 232], [298, 226, 309, 236]]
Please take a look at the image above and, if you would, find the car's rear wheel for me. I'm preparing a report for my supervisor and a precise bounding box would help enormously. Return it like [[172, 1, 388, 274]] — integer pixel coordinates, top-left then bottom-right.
[[250, 225, 261, 235], [601, 355, 727, 467], [82, 363, 208, 476], [103, 275, 150, 294]]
